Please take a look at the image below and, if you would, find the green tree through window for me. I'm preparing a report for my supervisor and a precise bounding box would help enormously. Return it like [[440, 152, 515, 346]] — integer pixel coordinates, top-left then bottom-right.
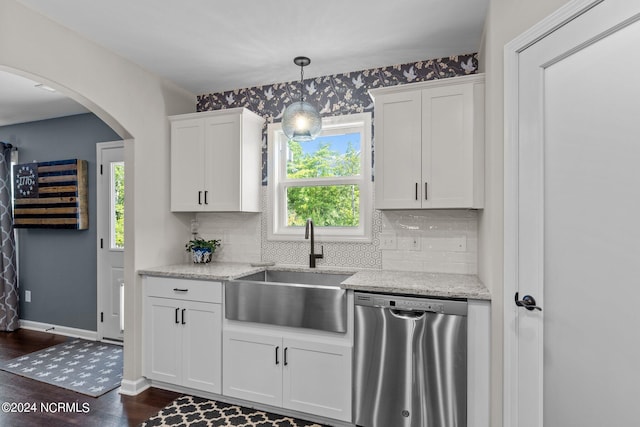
[[285, 137, 360, 227], [268, 112, 372, 241], [113, 162, 124, 248]]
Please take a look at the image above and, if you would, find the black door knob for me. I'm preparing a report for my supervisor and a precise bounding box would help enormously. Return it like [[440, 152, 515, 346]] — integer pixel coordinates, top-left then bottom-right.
[[515, 292, 542, 311]]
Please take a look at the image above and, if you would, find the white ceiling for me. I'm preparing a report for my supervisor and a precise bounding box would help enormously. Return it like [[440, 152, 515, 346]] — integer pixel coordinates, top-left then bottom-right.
[[0, 72, 89, 126], [1, 0, 488, 126]]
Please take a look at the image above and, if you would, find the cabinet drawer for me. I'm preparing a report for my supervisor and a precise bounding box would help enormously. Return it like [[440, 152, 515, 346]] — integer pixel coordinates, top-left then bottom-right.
[[144, 276, 222, 303]]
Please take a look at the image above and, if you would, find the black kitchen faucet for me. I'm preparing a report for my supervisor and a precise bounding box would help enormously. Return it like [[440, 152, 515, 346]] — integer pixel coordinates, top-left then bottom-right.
[[304, 218, 324, 268]]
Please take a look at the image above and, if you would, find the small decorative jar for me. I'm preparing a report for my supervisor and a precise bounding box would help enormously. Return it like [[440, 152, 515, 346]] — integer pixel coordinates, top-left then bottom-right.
[[191, 248, 212, 264]]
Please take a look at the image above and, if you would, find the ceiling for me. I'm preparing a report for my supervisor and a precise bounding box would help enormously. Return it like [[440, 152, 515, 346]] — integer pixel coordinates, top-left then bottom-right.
[[1, 0, 488, 126], [0, 73, 89, 126]]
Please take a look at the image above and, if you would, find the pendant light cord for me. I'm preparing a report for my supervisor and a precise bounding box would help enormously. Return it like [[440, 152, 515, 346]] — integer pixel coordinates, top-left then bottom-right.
[[299, 63, 305, 103]]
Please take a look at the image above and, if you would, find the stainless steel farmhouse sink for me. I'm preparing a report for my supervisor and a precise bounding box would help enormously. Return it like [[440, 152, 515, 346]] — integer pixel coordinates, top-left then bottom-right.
[[238, 270, 351, 287], [225, 270, 352, 333]]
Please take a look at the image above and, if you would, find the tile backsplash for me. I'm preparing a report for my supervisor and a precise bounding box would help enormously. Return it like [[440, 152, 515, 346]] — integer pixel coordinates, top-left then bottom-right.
[[195, 189, 478, 274], [194, 211, 261, 263], [379, 209, 477, 274]]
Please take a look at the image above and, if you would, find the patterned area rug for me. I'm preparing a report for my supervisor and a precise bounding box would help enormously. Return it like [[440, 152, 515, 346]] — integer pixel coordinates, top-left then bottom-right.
[[140, 395, 328, 427], [0, 338, 123, 397]]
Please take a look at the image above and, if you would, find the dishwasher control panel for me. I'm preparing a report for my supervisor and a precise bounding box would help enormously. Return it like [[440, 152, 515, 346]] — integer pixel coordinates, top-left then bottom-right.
[[354, 292, 467, 316], [384, 298, 445, 313]]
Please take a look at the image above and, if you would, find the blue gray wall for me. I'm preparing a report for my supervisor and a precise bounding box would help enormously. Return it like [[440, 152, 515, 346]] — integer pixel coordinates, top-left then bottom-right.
[[0, 113, 121, 331]]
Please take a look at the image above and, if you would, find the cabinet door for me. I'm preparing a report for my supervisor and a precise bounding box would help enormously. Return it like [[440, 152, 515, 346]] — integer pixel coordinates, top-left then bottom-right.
[[144, 297, 181, 383], [222, 330, 282, 406], [203, 114, 241, 211], [374, 90, 423, 209], [422, 83, 474, 207], [282, 339, 352, 422], [171, 118, 205, 211], [182, 301, 222, 393]]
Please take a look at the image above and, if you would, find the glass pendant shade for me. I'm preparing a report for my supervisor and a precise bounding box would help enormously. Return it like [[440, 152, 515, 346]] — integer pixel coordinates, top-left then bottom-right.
[[282, 56, 322, 142], [282, 100, 322, 142]]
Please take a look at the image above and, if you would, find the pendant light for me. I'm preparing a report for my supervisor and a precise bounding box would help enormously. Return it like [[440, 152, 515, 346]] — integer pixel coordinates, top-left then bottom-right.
[[281, 56, 322, 142]]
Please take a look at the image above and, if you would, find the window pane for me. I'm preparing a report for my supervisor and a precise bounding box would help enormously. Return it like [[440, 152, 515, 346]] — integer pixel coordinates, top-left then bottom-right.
[[287, 185, 360, 227], [286, 132, 361, 179], [111, 162, 124, 249]]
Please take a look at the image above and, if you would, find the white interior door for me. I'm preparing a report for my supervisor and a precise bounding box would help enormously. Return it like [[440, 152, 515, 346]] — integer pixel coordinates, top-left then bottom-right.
[[97, 141, 125, 342], [505, 1, 640, 426]]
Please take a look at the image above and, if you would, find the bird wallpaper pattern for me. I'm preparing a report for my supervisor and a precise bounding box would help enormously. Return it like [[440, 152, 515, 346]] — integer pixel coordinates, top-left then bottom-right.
[[196, 53, 478, 184]]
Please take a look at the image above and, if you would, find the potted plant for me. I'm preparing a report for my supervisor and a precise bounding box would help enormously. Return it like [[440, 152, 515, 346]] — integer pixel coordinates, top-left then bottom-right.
[[185, 237, 221, 264]]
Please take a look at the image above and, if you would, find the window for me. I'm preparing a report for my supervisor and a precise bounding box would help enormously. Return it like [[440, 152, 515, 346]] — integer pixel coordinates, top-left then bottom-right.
[[268, 112, 372, 241], [110, 161, 124, 249]]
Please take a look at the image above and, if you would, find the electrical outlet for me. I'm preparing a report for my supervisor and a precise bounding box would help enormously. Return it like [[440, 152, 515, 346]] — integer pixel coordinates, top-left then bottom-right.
[[409, 237, 421, 251], [25, 290, 31, 303], [379, 232, 397, 250], [398, 236, 421, 251], [423, 236, 467, 252]]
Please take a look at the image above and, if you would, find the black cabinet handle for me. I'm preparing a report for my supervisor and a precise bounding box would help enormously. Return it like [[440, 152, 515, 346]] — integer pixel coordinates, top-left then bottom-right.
[[173, 288, 188, 292], [284, 347, 288, 366], [174, 308, 179, 324], [275, 346, 280, 365], [181, 308, 186, 324], [415, 183, 418, 200], [204, 191, 208, 205], [198, 191, 202, 205], [425, 182, 428, 200]]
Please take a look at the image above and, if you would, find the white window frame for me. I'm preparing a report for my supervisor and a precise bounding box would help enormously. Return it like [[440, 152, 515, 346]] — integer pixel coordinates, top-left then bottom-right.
[[267, 112, 372, 242]]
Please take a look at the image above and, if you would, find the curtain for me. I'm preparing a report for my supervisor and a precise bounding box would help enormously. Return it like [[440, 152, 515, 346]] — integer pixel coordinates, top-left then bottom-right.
[[0, 143, 18, 331]]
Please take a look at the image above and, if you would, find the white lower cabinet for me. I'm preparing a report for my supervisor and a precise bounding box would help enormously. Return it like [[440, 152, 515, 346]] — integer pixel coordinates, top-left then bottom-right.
[[282, 338, 352, 420], [143, 277, 223, 394], [223, 331, 282, 406], [223, 330, 352, 422]]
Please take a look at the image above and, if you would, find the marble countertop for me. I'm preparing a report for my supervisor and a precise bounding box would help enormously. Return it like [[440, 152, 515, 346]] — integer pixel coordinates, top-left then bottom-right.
[[342, 270, 490, 300], [139, 262, 490, 300], [138, 262, 264, 281]]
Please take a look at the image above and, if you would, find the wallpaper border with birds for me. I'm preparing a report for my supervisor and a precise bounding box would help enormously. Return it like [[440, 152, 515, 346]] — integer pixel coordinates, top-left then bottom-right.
[[196, 53, 478, 184]]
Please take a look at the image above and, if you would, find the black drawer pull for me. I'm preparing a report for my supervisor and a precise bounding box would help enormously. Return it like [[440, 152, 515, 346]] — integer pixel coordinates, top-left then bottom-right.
[[173, 288, 188, 292]]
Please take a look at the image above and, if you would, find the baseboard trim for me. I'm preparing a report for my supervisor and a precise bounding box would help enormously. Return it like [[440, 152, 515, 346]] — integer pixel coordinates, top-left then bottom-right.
[[119, 378, 150, 396], [19, 320, 98, 341]]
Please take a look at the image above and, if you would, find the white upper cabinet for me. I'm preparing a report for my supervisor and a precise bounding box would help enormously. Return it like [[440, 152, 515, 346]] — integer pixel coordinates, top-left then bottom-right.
[[170, 108, 264, 212], [371, 74, 484, 209]]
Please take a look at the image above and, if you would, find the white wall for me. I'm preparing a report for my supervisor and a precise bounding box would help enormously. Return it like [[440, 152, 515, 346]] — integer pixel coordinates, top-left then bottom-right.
[[0, 0, 195, 382], [478, 0, 571, 425]]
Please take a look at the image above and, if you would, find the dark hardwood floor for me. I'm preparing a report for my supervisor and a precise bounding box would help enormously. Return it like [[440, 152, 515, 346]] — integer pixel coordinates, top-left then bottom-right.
[[0, 329, 180, 427]]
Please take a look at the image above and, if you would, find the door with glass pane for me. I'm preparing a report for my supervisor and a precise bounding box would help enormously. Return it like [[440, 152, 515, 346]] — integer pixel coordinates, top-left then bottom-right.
[[97, 141, 124, 342]]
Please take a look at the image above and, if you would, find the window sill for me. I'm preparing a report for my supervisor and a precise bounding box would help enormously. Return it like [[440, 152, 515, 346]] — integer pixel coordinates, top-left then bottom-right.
[[267, 230, 372, 244]]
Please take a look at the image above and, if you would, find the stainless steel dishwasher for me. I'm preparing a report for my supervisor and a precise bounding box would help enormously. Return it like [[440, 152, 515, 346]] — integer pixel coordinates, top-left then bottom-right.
[[353, 292, 467, 427]]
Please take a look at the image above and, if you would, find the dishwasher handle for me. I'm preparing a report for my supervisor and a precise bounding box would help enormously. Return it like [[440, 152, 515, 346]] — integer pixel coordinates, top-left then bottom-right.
[[390, 308, 426, 319]]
